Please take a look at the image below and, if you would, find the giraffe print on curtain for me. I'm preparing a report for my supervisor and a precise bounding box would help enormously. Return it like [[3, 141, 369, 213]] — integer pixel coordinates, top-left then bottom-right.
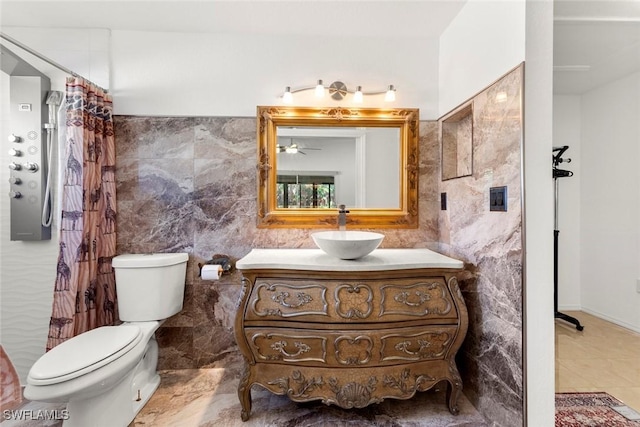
[[47, 77, 118, 351]]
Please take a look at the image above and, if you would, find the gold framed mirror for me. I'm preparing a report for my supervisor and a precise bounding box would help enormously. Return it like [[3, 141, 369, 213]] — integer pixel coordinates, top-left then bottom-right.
[[257, 106, 419, 228]]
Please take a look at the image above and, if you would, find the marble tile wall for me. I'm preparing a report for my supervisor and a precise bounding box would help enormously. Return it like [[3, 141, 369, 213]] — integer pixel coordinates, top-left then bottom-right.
[[114, 118, 440, 369], [114, 64, 524, 425], [438, 65, 524, 426]]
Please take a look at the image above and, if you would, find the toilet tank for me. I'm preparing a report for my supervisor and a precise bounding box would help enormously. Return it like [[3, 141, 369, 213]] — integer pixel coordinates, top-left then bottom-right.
[[112, 253, 188, 321]]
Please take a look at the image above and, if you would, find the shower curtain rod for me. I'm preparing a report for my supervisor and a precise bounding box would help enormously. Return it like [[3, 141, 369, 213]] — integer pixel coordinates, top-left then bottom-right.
[[0, 31, 108, 93]]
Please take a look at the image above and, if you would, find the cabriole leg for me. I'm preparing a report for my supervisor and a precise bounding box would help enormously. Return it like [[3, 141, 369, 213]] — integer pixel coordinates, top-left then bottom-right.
[[238, 366, 253, 421], [446, 378, 461, 415]]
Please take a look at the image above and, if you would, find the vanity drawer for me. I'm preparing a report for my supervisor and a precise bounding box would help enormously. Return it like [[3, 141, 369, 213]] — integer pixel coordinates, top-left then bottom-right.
[[244, 325, 459, 367], [245, 277, 458, 323]]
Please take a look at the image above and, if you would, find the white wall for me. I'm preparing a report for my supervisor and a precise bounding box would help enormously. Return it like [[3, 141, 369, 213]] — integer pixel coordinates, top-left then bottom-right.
[[553, 95, 582, 310], [523, 1, 556, 425], [580, 71, 640, 332], [438, 0, 526, 115], [111, 30, 440, 118], [2, 27, 110, 90]]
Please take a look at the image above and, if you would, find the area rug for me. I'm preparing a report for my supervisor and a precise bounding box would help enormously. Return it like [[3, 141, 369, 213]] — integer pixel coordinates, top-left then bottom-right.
[[556, 392, 640, 427]]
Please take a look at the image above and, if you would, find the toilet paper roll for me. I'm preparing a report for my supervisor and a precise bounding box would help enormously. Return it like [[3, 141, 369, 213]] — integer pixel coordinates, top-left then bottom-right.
[[201, 264, 223, 281]]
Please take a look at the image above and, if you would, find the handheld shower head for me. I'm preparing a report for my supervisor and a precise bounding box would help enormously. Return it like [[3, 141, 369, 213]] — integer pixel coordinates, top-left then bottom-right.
[[45, 90, 63, 105], [44, 91, 64, 129], [41, 91, 64, 228]]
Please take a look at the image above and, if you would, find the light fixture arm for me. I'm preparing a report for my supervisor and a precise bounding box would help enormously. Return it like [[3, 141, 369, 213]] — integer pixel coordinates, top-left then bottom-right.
[[281, 80, 395, 102]]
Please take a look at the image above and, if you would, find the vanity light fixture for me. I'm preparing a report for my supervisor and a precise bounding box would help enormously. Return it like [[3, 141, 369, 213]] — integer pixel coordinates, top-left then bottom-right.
[[353, 86, 364, 103], [314, 80, 325, 98], [282, 87, 293, 104], [281, 80, 396, 103], [384, 85, 396, 102]]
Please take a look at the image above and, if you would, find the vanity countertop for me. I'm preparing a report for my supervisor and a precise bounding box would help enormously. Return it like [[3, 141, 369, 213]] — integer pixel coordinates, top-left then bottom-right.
[[236, 248, 463, 272]]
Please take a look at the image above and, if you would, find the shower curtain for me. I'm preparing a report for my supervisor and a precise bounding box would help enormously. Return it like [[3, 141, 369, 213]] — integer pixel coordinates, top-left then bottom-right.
[[47, 77, 118, 351]]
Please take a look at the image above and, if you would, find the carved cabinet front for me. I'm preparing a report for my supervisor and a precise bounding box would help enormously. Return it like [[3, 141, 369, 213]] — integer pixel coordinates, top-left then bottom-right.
[[234, 268, 468, 421]]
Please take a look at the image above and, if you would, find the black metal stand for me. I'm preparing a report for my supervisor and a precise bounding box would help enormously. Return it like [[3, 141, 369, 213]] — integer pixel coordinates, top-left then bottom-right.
[[553, 146, 584, 331]]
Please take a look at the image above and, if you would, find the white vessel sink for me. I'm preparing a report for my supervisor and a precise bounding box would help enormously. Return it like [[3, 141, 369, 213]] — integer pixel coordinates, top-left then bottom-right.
[[311, 231, 385, 260]]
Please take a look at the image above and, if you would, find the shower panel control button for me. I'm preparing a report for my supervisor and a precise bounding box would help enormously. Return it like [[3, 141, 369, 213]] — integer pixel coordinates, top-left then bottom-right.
[[8, 134, 22, 143], [9, 191, 22, 199], [8, 148, 22, 157], [8, 162, 21, 171], [8, 177, 22, 185], [23, 162, 38, 172]]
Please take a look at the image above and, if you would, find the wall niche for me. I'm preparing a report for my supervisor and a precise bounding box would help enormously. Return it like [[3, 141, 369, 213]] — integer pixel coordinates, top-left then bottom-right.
[[440, 101, 473, 181]]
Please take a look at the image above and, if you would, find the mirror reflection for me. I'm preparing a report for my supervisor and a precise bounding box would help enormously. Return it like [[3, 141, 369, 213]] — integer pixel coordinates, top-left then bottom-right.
[[256, 106, 419, 228], [276, 127, 400, 209]]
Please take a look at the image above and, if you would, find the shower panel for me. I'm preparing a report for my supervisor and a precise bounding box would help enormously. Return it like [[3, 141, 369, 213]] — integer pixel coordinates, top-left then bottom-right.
[[7, 74, 52, 241]]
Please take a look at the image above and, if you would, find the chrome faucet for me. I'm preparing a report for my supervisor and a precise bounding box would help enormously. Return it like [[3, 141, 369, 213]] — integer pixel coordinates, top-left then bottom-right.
[[338, 204, 349, 231]]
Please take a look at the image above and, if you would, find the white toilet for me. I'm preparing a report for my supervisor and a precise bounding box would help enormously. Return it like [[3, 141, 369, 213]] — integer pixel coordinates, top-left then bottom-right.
[[24, 252, 188, 427]]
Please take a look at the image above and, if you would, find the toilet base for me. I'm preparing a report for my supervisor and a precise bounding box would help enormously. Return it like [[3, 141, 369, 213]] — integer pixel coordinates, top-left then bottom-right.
[[131, 373, 161, 419], [62, 334, 161, 427], [63, 372, 160, 427]]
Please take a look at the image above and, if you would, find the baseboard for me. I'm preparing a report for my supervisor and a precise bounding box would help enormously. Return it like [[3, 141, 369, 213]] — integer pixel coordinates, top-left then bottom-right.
[[557, 304, 581, 311], [580, 307, 640, 335]]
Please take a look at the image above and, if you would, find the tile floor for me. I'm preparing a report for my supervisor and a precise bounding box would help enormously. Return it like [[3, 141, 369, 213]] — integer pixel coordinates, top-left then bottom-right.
[[555, 310, 640, 412], [129, 352, 488, 426], [6, 310, 639, 426]]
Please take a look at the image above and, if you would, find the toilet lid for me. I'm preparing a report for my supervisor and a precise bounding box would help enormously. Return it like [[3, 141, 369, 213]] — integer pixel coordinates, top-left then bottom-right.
[[28, 325, 142, 385]]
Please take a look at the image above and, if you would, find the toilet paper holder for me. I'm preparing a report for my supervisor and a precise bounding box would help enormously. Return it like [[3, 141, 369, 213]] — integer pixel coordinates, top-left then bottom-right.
[[198, 254, 233, 277]]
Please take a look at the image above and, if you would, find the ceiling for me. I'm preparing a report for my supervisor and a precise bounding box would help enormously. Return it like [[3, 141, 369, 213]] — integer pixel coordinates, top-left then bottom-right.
[[1, 1, 639, 95], [553, 0, 640, 94], [0, 1, 466, 38]]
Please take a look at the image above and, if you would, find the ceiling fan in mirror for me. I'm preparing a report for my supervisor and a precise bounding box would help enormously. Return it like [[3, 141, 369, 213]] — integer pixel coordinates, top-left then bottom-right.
[[276, 139, 321, 155]]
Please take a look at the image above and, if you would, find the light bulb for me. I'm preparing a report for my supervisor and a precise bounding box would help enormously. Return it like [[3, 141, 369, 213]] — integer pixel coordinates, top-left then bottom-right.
[[384, 85, 396, 102], [286, 146, 297, 154], [283, 87, 293, 104], [315, 80, 325, 98], [353, 86, 363, 103]]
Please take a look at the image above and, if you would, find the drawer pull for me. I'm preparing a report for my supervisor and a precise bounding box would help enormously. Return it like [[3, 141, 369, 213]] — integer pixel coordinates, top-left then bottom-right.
[[271, 340, 311, 358], [272, 291, 313, 308], [394, 291, 429, 307], [250, 283, 329, 318], [250, 332, 328, 362], [395, 339, 431, 356], [380, 282, 453, 317], [381, 330, 453, 361]]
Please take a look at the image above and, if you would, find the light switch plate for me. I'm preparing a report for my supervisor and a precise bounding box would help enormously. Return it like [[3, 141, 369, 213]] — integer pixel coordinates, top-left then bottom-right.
[[490, 186, 507, 212]]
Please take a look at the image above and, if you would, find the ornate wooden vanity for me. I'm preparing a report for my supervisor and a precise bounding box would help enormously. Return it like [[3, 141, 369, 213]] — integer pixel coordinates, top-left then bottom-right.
[[234, 248, 467, 421]]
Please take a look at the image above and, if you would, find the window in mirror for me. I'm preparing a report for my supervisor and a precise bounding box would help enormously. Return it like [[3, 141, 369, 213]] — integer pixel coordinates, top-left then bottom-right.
[[277, 175, 336, 208]]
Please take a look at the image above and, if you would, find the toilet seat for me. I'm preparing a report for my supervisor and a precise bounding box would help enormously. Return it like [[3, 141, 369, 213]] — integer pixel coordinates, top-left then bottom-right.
[[28, 325, 142, 386]]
